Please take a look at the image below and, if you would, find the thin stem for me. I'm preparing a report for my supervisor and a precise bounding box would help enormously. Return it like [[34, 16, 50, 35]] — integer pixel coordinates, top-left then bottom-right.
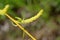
[[5, 14, 36, 40]]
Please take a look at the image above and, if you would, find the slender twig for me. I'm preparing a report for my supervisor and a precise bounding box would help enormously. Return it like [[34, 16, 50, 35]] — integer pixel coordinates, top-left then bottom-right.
[[5, 14, 36, 40]]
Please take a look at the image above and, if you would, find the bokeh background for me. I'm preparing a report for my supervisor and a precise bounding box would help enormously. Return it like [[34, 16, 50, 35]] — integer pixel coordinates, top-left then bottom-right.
[[0, 0, 60, 40]]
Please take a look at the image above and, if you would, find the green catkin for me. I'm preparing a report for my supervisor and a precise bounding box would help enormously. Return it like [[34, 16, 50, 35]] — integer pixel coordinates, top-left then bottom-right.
[[21, 9, 43, 24], [0, 5, 9, 15]]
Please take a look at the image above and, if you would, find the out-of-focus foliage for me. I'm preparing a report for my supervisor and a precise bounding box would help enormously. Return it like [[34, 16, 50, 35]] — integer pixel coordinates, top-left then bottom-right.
[[56, 36, 60, 40]]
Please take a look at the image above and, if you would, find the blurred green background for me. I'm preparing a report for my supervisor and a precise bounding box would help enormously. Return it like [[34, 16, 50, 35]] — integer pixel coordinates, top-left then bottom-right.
[[0, 0, 60, 40]]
